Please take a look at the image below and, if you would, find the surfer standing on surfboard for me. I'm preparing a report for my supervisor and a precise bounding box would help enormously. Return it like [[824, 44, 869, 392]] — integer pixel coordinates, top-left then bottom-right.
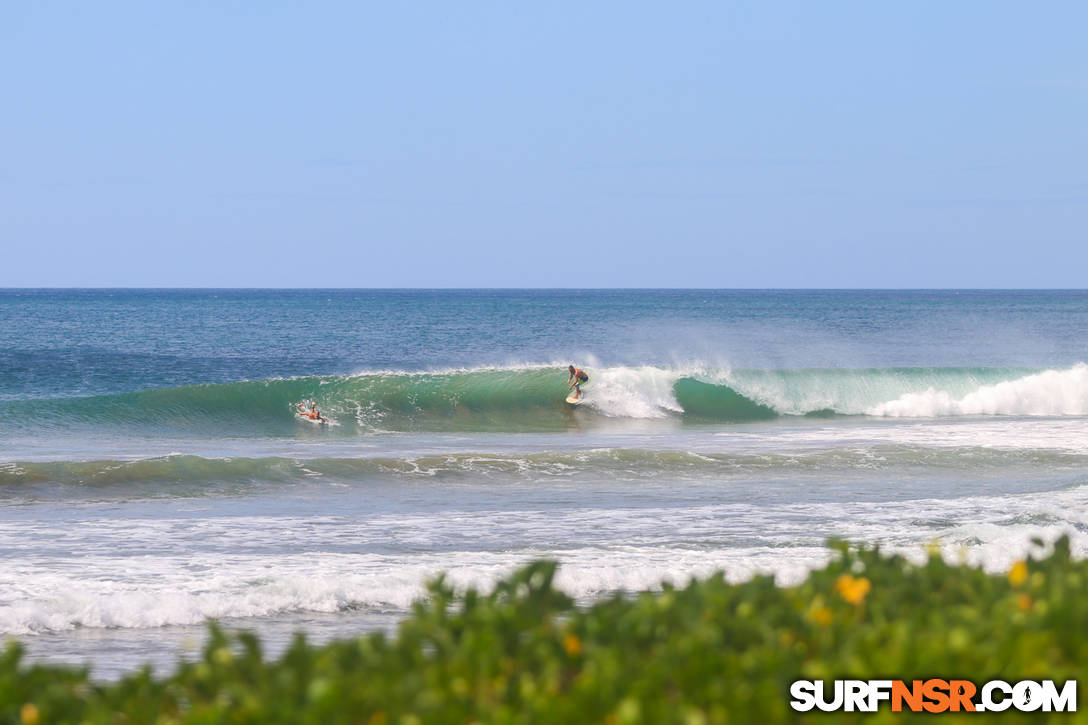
[[567, 365, 590, 401]]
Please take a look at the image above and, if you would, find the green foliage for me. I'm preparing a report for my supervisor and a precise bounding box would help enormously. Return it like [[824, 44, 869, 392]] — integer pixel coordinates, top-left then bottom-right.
[[4, 539, 1088, 723]]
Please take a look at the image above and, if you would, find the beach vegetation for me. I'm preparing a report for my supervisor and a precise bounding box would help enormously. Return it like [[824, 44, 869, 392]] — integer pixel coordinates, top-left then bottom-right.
[[3, 537, 1085, 723]]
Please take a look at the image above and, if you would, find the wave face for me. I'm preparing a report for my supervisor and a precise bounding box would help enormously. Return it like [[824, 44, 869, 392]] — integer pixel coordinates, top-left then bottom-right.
[[7, 364, 1088, 433], [4, 446, 1087, 493]]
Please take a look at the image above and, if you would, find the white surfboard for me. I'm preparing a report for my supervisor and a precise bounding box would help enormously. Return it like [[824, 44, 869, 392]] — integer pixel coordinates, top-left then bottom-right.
[[565, 393, 583, 405]]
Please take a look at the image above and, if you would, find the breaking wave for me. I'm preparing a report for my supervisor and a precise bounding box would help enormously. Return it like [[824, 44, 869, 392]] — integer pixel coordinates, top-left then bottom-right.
[[4, 446, 1088, 493], [5, 364, 1088, 433]]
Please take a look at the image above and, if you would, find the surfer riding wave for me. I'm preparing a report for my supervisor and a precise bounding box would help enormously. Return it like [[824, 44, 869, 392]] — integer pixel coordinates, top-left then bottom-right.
[[567, 365, 589, 401]]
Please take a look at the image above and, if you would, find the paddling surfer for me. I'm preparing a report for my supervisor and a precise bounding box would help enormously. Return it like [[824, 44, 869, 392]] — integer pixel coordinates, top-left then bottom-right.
[[296, 400, 327, 423]]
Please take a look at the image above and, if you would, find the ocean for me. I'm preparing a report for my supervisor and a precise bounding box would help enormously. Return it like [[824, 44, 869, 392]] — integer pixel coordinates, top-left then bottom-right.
[[3, 289, 1088, 679]]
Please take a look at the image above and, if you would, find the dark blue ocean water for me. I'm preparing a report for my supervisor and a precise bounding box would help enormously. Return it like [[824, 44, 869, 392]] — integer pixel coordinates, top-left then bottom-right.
[[3, 289, 1087, 400]]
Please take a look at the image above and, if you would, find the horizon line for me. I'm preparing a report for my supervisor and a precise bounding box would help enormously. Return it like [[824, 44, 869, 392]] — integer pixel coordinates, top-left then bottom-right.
[[2, 286, 1088, 292]]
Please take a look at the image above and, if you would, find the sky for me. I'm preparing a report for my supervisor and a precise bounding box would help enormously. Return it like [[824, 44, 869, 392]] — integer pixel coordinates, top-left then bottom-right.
[[2, 1, 1087, 287]]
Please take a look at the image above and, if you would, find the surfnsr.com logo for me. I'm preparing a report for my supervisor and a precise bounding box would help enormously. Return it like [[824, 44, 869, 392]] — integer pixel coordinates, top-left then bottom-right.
[[790, 679, 1076, 713]]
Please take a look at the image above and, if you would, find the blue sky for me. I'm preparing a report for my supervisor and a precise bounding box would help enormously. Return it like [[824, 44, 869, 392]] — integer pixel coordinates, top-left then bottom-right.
[[3, 1, 1087, 287]]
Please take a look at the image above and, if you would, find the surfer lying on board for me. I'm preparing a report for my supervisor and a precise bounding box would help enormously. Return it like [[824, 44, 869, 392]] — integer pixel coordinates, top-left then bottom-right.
[[295, 401, 327, 423], [567, 365, 589, 400]]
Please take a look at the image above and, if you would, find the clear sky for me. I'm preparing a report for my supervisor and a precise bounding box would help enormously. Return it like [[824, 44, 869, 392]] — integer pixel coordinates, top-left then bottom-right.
[[3, 1, 1087, 287]]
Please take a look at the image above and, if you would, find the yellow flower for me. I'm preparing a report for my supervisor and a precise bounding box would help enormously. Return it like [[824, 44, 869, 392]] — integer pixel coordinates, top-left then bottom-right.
[[20, 704, 39, 725], [835, 574, 871, 605], [1008, 560, 1028, 587], [563, 633, 582, 657], [808, 606, 833, 627]]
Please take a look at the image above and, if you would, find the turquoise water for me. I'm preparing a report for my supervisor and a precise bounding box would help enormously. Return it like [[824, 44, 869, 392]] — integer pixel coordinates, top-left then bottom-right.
[[4, 289, 1088, 677]]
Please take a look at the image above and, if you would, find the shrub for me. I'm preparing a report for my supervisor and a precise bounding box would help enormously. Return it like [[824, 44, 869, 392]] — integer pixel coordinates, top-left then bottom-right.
[[3, 537, 1086, 723]]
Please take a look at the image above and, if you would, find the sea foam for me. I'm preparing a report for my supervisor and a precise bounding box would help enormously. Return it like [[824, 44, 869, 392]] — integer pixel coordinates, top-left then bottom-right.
[[869, 364, 1088, 417]]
